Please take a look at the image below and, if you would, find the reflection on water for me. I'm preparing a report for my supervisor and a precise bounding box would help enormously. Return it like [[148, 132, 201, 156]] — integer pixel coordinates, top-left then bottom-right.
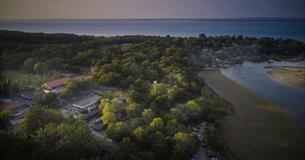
[[222, 60, 305, 128]]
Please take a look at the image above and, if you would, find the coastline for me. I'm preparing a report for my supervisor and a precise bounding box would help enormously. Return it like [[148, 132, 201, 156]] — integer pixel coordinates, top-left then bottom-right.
[[1, 20, 305, 42], [199, 70, 305, 160]]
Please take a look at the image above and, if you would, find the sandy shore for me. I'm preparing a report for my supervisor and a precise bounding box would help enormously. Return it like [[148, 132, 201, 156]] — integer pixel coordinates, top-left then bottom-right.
[[265, 66, 305, 89], [199, 70, 305, 160]]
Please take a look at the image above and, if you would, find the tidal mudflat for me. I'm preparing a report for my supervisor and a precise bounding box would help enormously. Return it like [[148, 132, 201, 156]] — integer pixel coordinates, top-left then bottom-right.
[[199, 70, 305, 160]]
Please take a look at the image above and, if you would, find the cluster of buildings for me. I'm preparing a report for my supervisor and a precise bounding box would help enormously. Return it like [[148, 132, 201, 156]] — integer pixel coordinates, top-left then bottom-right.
[[203, 55, 263, 70], [1, 67, 119, 147], [0, 73, 92, 127], [40, 72, 106, 131], [203, 57, 243, 70]]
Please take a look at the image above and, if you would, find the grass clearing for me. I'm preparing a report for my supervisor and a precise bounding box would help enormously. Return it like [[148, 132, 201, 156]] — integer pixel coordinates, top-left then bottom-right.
[[1, 70, 60, 91]]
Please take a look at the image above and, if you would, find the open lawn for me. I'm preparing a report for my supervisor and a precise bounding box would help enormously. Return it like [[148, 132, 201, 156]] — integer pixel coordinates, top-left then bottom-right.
[[199, 70, 305, 160], [1, 70, 60, 91]]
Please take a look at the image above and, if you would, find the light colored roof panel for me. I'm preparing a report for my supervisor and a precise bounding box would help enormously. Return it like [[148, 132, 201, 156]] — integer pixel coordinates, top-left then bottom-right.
[[72, 94, 100, 108], [0, 99, 26, 111], [42, 78, 70, 90]]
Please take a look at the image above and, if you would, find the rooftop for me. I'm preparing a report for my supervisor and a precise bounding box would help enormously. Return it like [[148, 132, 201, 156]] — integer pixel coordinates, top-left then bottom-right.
[[42, 74, 90, 90], [73, 75, 88, 81], [72, 93, 100, 108], [0, 99, 26, 111], [42, 78, 70, 90]]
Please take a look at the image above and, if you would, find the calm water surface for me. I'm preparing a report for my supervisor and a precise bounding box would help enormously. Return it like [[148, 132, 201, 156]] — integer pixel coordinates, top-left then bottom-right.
[[222, 61, 305, 129], [0, 19, 305, 41]]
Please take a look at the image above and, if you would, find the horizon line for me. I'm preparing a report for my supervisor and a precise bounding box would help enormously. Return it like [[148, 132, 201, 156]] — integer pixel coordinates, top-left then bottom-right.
[[1, 17, 305, 21]]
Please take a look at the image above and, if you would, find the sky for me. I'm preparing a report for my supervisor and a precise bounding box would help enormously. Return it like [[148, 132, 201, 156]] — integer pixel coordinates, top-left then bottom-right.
[[0, 0, 304, 19]]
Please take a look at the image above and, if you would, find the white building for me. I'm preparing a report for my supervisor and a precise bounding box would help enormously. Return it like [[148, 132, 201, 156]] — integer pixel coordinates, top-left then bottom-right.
[[72, 94, 100, 112]]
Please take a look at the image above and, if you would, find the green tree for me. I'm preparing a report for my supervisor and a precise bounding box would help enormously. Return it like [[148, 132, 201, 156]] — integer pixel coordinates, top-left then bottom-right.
[[106, 121, 129, 141], [172, 132, 199, 160], [98, 71, 122, 86], [150, 83, 170, 97], [185, 100, 202, 121], [101, 111, 117, 125], [46, 58, 63, 70], [150, 117, 165, 131], [168, 86, 187, 102], [128, 117, 143, 130], [14, 106, 64, 136], [22, 58, 36, 72], [32, 119, 102, 160], [33, 92, 58, 108], [33, 62, 48, 74], [126, 90, 146, 104], [151, 131, 170, 159], [139, 151, 157, 160], [60, 80, 77, 98], [0, 131, 35, 160], [60, 80, 91, 99], [119, 137, 137, 156], [170, 105, 189, 123], [142, 108, 155, 123], [126, 103, 143, 117], [133, 127, 146, 142], [101, 98, 124, 114], [165, 119, 185, 136], [0, 110, 11, 129]]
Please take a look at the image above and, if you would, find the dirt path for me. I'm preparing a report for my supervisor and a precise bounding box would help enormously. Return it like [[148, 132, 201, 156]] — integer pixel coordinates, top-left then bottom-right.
[[199, 70, 305, 160]]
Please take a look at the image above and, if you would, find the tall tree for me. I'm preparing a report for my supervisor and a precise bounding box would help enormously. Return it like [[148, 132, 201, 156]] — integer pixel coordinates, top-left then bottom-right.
[[22, 58, 36, 72]]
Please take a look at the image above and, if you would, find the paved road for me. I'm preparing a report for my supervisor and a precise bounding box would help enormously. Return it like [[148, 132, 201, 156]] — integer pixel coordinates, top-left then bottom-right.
[[197, 148, 209, 160]]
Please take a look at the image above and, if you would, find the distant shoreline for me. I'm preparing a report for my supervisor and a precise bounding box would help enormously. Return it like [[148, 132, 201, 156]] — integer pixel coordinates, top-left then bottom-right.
[[1, 17, 305, 22], [1, 29, 304, 43], [1, 20, 304, 42]]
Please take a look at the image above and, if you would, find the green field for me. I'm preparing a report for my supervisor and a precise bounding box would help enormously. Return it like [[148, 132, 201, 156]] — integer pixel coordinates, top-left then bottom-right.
[[1, 70, 60, 91]]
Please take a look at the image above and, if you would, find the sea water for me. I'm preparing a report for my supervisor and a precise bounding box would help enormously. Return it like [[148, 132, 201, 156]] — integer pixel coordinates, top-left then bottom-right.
[[1, 19, 304, 42]]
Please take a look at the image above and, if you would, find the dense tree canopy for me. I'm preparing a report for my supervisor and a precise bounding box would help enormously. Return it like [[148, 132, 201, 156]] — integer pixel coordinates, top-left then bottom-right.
[[150, 117, 165, 131], [0, 30, 304, 160], [1, 106, 105, 160], [60, 80, 92, 99], [33, 92, 59, 108], [0, 110, 11, 130]]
